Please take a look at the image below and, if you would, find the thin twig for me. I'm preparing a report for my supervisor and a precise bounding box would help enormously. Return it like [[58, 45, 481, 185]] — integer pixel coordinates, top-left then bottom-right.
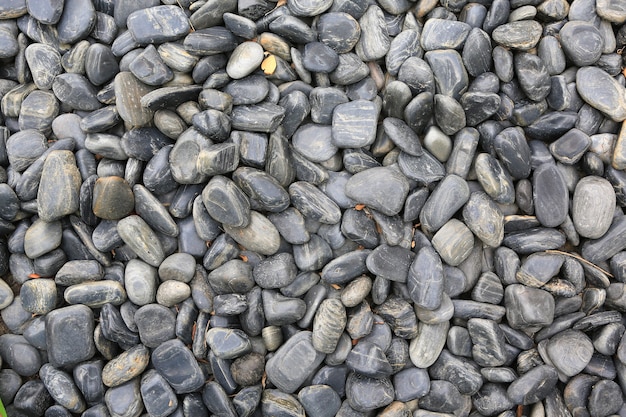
[[545, 249, 614, 278], [177, 0, 195, 32]]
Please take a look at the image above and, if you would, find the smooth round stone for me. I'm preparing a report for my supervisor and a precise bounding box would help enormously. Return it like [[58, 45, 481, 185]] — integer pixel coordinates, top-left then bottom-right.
[[202, 175, 251, 228], [507, 365, 558, 405], [0, 278, 13, 310], [223, 211, 280, 256], [317, 12, 361, 53], [421, 18, 471, 51], [329, 52, 370, 85], [432, 219, 475, 267], [46, 304, 95, 368], [383, 117, 423, 157], [206, 328, 252, 359], [505, 284, 555, 330], [129, 44, 173, 86], [25, 43, 62, 90], [92, 176, 134, 220], [420, 174, 470, 233], [18, 89, 59, 132], [345, 373, 394, 412], [546, 329, 593, 377], [588, 379, 623, 416], [346, 340, 393, 378], [0, 334, 42, 377], [39, 364, 87, 413], [409, 321, 449, 368], [37, 150, 82, 222], [266, 331, 326, 394], [463, 192, 504, 248], [433, 94, 466, 136], [572, 176, 616, 239], [408, 246, 444, 311], [13, 380, 52, 416], [491, 20, 542, 50], [225, 41, 263, 80], [289, 181, 341, 224], [366, 244, 414, 283], [126, 5, 190, 44], [345, 167, 409, 216], [252, 252, 296, 289], [261, 389, 305, 417], [424, 50, 468, 100], [263, 289, 307, 326], [152, 338, 204, 394], [207, 259, 253, 294], [158, 253, 195, 283], [355, 5, 390, 61], [134, 303, 176, 347], [156, 280, 191, 307], [393, 367, 430, 402], [56, 0, 96, 43], [332, 100, 379, 149], [6, 129, 47, 172], [577, 66, 626, 122], [514, 52, 551, 102], [302, 42, 340, 73], [124, 259, 157, 306], [52, 73, 102, 111], [27, 0, 63, 24], [117, 215, 164, 267], [386, 30, 422, 78], [0, 183, 19, 221], [288, 0, 333, 15], [104, 379, 143, 417], [24, 219, 62, 259], [474, 153, 515, 204], [291, 125, 337, 164], [298, 385, 341, 417], [559, 21, 604, 66], [102, 344, 149, 387], [73, 360, 105, 406], [268, 208, 309, 245], [19, 278, 57, 315], [227, 352, 264, 387]]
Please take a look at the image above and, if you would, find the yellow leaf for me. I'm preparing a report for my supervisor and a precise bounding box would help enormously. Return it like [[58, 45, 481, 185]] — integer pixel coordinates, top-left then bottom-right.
[[261, 55, 277, 75]]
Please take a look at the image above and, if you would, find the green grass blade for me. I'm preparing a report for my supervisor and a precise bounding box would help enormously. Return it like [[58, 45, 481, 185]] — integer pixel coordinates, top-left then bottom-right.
[[0, 396, 6, 417]]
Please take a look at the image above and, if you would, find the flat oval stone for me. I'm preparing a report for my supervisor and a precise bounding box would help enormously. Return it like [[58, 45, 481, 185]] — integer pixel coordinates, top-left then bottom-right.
[[346, 340, 393, 378], [463, 192, 504, 247], [474, 153, 515, 204], [424, 49, 468, 100], [24, 218, 62, 259], [129, 44, 174, 86], [226, 41, 264, 80], [64, 281, 126, 308], [572, 176, 615, 239], [37, 150, 81, 222], [202, 175, 251, 228], [421, 18, 471, 51], [102, 344, 149, 387], [223, 211, 281, 256], [104, 379, 143, 417], [321, 250, 371, 284], [408, 246, 444, 311], [298, 385, 341, 417], [135, 303, 176, 347], [127, 5, 190, 44], [261, 389, 305, 417], [492, 20, 542, 50], [576, 66, 626, 122], [289, 181, 341, 224], [345, 166, 409, 216], [409, 321, 449, 368], [420, 174, 470, 233], [20, 278, 57, 315], [507, 365, 558, 405], [515, 52, 551, 102], [117, 215, 165, 267], [140, 369, 178, 417], [39, 364, 86, 414], [206, 328, 252, 359], [546, 329, 593, 378], [345, 373, 394, 412], [504, 284, 555, 330], [355, 5, 390, 61], [25, 43, 62, 90], [266, 331, 326, 394], [288, 0, 333, 16], [533, 163, 569, 228]]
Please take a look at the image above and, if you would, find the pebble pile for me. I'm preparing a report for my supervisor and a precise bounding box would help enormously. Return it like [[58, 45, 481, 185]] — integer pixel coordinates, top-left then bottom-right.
[[2, 0, 626, 416]]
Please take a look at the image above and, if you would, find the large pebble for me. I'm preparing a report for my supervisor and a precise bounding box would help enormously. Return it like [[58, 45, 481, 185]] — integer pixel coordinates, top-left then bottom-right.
[[572, 176, 616, 238]]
